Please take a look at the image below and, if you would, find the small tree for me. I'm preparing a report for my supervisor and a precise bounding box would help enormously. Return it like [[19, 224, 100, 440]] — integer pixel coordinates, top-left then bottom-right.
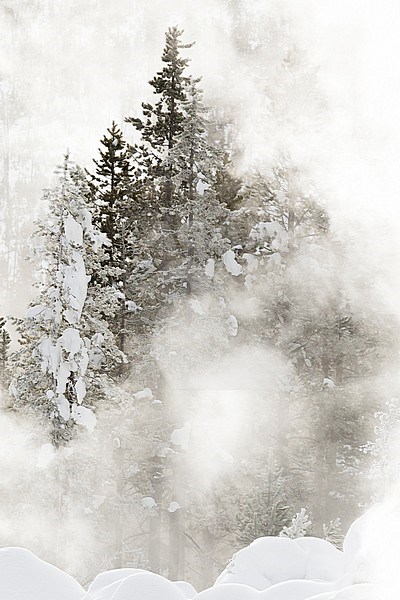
[[323, 517, 343, 548], [279, 508, 312, 539], [236, 461, 292, 546]]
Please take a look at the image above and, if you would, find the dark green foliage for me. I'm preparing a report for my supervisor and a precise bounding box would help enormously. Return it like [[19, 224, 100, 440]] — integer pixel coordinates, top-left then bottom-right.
[[126, 27, 194, 208], [88, 121, 137, 279], [127, 27, 193, 151], [215, 153, 244, 210]]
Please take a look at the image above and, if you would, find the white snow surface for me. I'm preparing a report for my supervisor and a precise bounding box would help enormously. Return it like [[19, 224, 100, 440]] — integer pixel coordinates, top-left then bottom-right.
[[125, 300, 140, 312], [196, 179, 210, 196], [59, 328, 83, 357], [141, 496, 157, 509], [170, 422, 191, 451], [226, 314, 238, 336], [71, 404, 97, 433], [167, 501, 182, 513], [250, 221, 288, 252], [86, 568, 145, 597], [83, 572, 188, 600], [64, 213, 84, 247], [243, 253, 259, 272], [204, 258, 215, 278], [0, 508, 392, 600], [222, 249, 243, 276], [133, 387, 154, 402], [0, 547, 84, 600], [189, 298, 205, 315]]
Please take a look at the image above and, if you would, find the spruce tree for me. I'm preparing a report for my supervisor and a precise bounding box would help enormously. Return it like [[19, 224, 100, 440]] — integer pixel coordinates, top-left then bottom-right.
[[88, 121, 136, 276], [87, 121, 146, 366], [125, 34, 236, 577], [124, 31, 194, 572], [126, 26, 194, 201], [170, 77, 229, 294]]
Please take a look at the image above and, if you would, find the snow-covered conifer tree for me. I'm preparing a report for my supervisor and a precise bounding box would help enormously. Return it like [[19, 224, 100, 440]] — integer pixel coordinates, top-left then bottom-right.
[[87, 121, 149, 368], [279, 508, 312, 539], [0, 317, 10, 388], [9, 157, 123, 446], [172, 78, 229, 293]]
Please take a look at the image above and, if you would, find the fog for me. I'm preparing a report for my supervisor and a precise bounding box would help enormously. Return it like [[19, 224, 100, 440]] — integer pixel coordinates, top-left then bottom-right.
[[2, 0, 400, 590], [3, 0, 400, 315]]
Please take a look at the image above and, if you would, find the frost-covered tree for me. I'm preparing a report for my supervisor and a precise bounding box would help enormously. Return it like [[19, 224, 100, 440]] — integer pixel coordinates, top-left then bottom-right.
[[279, 508, 312, 539], [0, 317, 10, 388], [9, 157, 123, 446], [323, 517, 343, 548], [172, 78, 229, 292], [125, 27, 195, 316], [219, 152, 396, 532], [364, 396, 400, 497], [123, 34, 235, 577], [87, 121, 149, 369], [236, 460, 292, 545]]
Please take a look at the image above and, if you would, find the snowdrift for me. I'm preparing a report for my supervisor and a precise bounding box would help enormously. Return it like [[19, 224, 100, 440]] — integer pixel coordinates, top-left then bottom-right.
[[0, 547, 85, 600], [0, 508, 391, 600]]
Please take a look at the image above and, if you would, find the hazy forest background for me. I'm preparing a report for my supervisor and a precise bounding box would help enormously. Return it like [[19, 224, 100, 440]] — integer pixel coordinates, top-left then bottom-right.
[[1, 0, 400, 592]]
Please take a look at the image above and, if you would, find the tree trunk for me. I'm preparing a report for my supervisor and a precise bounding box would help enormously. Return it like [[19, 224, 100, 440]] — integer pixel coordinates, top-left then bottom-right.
[[168, 504, 180, 579], [113, 443, 124, 568], [148, 457, 163, 573], [200, 529, 215, 590], [148, 373, 167, 573]]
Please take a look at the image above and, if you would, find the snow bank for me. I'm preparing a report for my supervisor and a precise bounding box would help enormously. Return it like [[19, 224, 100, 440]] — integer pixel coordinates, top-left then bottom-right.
[[228, 535, 307, 584], [83, 571, 188, 600], [295, 537, 346, 581], [0, 547, 84, 600], [175, 580, 198, 598], [216, 535, 345, 590], [0, 508, 391, 600], [86, 567, 145, 594]]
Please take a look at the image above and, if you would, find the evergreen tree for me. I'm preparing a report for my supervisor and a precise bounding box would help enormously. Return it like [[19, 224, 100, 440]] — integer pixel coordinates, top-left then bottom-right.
[[9, 157, 123, 446], [214, 152, 244, 210], [87, 121, 148, 368], [364, 396, 400, 498], [152, 78, 233, 579], [170, 77, 229, 294], [126, 26, 194, 198], [124, 27, 196, 573], [88, 121, 136, 276], [279, 508, 312, 539], [0, 317, 10, 388], [124, 35, 233, 577], [323, 518, 343, 548], [236, 459, 292, 546]]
